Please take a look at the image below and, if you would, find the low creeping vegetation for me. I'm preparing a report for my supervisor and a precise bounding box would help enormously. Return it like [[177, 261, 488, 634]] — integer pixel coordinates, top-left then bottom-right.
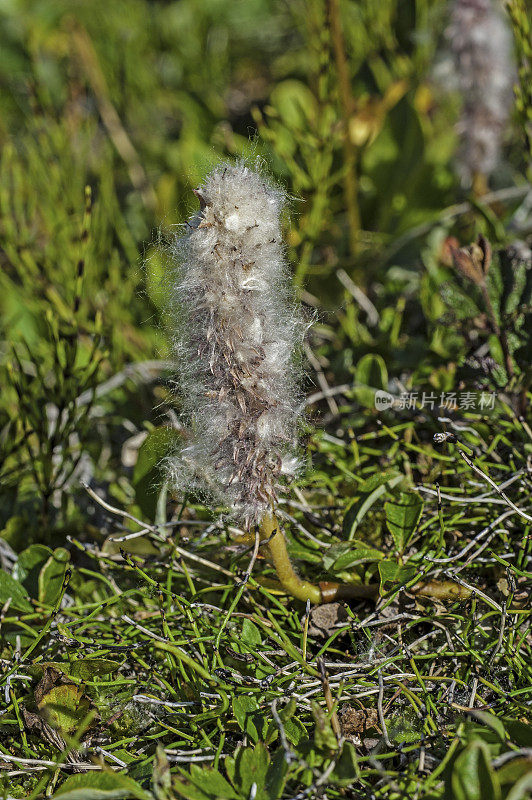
[[0, 0, 531, 797]]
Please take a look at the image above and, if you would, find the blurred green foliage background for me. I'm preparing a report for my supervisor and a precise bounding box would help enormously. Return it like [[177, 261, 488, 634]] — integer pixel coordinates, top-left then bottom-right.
[[0, 0, 529, 536], [1, 2, 532, 797]]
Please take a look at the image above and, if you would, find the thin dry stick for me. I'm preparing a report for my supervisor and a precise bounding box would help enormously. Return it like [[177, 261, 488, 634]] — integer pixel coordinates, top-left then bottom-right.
[[337, 268, 379, 325], [81, 482, 235, 578], [377, 669, 392, 747], [304, 383, 350, 408], [317, 657, 342, 743], [304, 341, 340, 417], [488, 601, 507, 668], [384, 185, 530, 262], [468, 677, 479, 709], [238, 527, 261, 587], [428, 510, 514, 564], [76, 360, 172, 407], [457, 449, 532, 523], [417, 470, 525, 504], [518, 415, 532, 442], [493, 749, 532, 769], [442, 571, 502, 612], [81, 480, 153, 529], [271, 698, 296, 764], [122, 615, 169, 644], [0, 753, 107, 771], [69, 24, 157, 212]]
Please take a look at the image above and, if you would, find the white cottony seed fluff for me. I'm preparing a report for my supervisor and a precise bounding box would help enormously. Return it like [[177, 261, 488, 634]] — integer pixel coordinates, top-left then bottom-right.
[[166, 163, 305, 527]]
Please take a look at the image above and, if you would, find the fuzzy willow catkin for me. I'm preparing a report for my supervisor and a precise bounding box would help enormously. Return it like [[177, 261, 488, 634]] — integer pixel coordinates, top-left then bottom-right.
[[446, 0, 514, 186], [166, 163, 304, 528], [162, 163, 475, 606]]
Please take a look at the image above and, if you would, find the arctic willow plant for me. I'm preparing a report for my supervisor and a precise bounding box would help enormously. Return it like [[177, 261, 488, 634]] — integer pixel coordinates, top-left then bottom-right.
[[446, 0, 514, 189], [167, 163, 329, 603]]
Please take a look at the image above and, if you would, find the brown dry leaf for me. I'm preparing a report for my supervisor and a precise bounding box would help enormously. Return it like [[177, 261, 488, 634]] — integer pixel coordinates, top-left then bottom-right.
[[477, 234, 492, 275], [34, 666, 63, 706], [450, 234, 493, 286], [22, 708, 89, 769], [339, 704, 380, 734], [440, 236, 460, 267], [22, 707, 66, 750], [308, 602, 349, 638], [450, 245, 485, 286]]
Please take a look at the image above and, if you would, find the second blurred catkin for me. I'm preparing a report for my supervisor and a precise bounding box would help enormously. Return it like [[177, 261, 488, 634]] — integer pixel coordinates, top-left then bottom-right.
[[446, 0, 514, 188]]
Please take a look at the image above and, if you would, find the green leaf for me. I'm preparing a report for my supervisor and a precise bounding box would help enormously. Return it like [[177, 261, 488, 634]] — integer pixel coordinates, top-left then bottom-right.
[[133, 427, 183, 519], [0, 515, 29, 551], [280, 698, 296, 722], [53, 772, 152, 800], [269, 80, 318, 132], [187, 764, 239, 799], [233, 695, 267, 743], [13, 544, 52, 597], [265, 699, 304, 747], [311, 701, 337, 752], [506, 773, 532, 800], [441, 283, 481, 321], [38, 547, 70, 606], [236, 743, 270, 800], [330, 539, 384, 572], [353, 353, 389, 408], [224, 755, 236, 789], [451, 741, 501, 800], [0, 568, 32, 612], [342, 471, 403, 540], [378, 559, 417, 593], [470, 711, 507, 743], [241, 618, 262, 648], [265, 748, 289, 800], [384, 491, 423, 553], [233, 695, 257, 730], [152, 745, 172, 800], [37, 659, 120, 681], [173, 778, 213, 800], [38, 683, 92, 736], [282, 530, 322, 564], [462, 718, 505, 755], [497, 757, 532, 790], [283, 717, 306, 746], [330, 741, 359, 786], [503, 718, 532, 748], [323, 539, 384, 573]]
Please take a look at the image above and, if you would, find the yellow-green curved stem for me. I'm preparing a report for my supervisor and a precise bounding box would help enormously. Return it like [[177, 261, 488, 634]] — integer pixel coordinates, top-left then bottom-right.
[[260, 513, 322, 604], [259, 513, 470, 606]]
